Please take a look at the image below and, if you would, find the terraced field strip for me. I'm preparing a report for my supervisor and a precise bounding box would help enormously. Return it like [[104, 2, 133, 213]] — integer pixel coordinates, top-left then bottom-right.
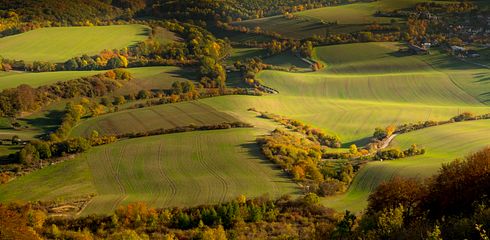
[[80, 128, 299, 214], [0, 24, 150, 62], [71, 101, 240, 137], [0, 66, 195, 92], [314, 42, 434, 74], [257, 70, 480, 106], [0, 70, 104, 90]]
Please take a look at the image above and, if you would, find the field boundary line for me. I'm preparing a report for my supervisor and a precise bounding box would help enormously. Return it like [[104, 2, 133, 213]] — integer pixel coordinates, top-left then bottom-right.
[[189, 101, 237, 122], [127, 112, 150, 131], [149, 108, 179, 127], [170, 105, 207, 125]]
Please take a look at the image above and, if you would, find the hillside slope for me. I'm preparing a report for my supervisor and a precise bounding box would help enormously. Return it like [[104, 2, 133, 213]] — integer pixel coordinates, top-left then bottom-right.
[[0, 129, 300, 214], [0, 24, 150, 62]]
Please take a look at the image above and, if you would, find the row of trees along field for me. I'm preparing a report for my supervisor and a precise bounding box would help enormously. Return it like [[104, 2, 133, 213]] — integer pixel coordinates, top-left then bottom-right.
[[1, 147, 489, 239], [149, 0, 370, 22], [218, 20, 402, 49], [0, 0, 149, 37], [217, 1, 490, 50], [1, 0, 370, 33], [0, 0, 374, 40], [0, 69, 131, 117]]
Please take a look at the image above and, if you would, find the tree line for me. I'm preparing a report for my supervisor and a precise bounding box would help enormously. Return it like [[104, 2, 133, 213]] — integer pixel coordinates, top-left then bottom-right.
[[124, 85, 263, 112], [149, 0, 370, 24], [373, 112, 490, 139], [217, 19, 403, 47], [0, 69, 131, 117]]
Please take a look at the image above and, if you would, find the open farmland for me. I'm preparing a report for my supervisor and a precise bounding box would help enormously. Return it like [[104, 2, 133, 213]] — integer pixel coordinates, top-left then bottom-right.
[[71, 101, 240, 137], [0, 128, 300, 214], [0, 66, 194, 92], [0, 24, 150, 62], [2, 0, 490, 237], [198, 42, 490, 211], [263, 51, 311, 70], [312, 42, 433, 74], [226, 48, 266, 64], [234, 0, 427, 38], [202, 42, 490, 144], [117, 66, 197, 95], [295, 0, 427, 24], [325, 119, 490, 212], [0, 70, 104, 90]]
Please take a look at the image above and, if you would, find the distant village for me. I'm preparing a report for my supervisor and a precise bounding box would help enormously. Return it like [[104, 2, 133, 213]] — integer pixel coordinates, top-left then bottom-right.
[[400, 2, 489, 59]]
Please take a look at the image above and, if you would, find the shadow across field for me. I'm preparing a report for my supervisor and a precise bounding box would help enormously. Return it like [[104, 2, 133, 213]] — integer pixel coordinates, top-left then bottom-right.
[[239, 141, 303, 196], [129, 27, 151, 46], [166, 67, 198, 81], [20, 109, 64, 137], [479, 92, 490, 103], [343, 136, 372, 148]]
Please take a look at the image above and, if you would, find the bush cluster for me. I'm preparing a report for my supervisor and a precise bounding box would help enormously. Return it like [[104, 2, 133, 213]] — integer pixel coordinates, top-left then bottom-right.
[[258, 111, 341, 148], [258, 129, 354, 196]]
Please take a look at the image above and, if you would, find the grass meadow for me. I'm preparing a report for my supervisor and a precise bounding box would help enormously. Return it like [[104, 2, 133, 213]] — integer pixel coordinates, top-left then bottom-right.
[[0, 128, 300, 214], [233, 0, 428, 38], [0, 70, 104, 90], [71, 101, 240, 137], [1, 38, 489, 214], [0, 24, 150, 62], [325, 119, 490, 212]]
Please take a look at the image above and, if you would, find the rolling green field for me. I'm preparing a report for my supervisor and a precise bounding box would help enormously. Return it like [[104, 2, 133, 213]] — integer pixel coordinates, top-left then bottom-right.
[[202, 43, 490, 143], [263, 51, 311, 70], [295, 0, 427, 24], [2, 42, 489, 214], [0, 70, 104, 90], [0, 66, 196, 156], [226, 48, 266, 64], [71, 101, 240, 137], [0, 66, 193, 91], [198, 42, 490, 211], [325, 119, 490, 212], [234, 0, 434, 39], [0, 128, 299, 214], [118, 66, 197, 95], [313, 42, 432, 74], [0, 24, 150, 62]]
